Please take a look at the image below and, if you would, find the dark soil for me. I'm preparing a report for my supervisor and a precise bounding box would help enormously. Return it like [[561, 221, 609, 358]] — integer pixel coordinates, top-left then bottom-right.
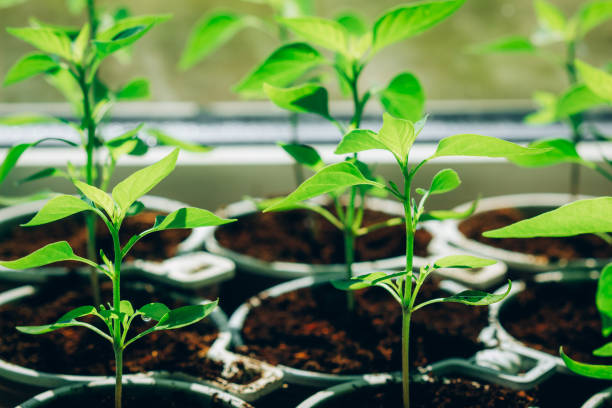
[[459, 208, 612, 262], [0, 276, 259, 384], [500, 280, 612, 365], [28, 386, 249, 408], [536, 373, 611, 408], [237, 279, 488, 374], [315, 377, 538, 408], [0, 211, 190, 264], [215, 207, 432, 264]]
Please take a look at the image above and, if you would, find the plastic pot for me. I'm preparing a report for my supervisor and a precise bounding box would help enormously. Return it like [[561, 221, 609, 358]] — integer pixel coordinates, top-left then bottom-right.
[[202, 197, 434, 279], [0, 195, 235, 289], [0, 283, 283, 402], [437, 193, 603, 273], [16, 377, 253, 408], [582, 387, 612, 408]]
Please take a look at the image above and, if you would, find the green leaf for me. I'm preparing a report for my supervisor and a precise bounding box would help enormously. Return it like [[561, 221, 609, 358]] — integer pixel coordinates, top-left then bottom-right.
[[431, 134, 549, 160], [576, 60, 612, 102], [94, 15, 171, 57], [561, 348, 612, 380], [440, 283, 511, 306], [117, 78, 150, 100], [264, 161, 383, 212], [112, 148, 179, 214], [74, 180, 114, 218], [279, 143, 325, 171], [0, 114, 62, 125], [146, 129, 212, 153], [483, 197, 612, 238], [151, 207, 235, 232], [469, 35, 536, 54], [420, 197, 479, 222], [575, 0, 612, 38], [593, 342, 612, 357], [534, 0, 566, 40], [22, 195, 94, 227], [429, 168, 461, 195], [0, 191, 54, 206], [3, 53, 60, 86], [332, 271, 394, 291], [597, 263, 612, 337], [126, 201, 145, 217], [17, 305, 97, 335], [278, 17, 349, 55], [6, 27, 73, 61], [335, 129, 388, 155], [120, 300, 134, 325], [556, 84, 606, 118], [72, 23, 90, 64], [179, 12, 245, 70], [106, 124, 145, 159], [264, 83, 330, 119], [508, 138, 594, 168], [377, 113, 416, 165], [335, 12, 369, 36], [525, 91, 558, 124], [234, 43, 325, 98], [379, 72, 425, 122], [139, 302, 170, 321], [154, 301, 218, 331], [0, 241, 92, 269], [372, 0, 465, 54], [434, 255, 496, 269]]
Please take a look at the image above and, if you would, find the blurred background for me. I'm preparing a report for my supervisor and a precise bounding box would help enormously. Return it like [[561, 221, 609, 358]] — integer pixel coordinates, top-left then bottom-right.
[[1, 0, 611, 105]]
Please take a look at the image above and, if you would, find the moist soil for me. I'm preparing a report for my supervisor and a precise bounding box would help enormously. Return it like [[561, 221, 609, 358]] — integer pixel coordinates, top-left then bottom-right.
[[316, 377, 538, 408], [237, 279, 488, 374], [215, 207, 432, 264], [459, 208, 612, 262], [0, 276, 259, 384], [500, 280, 612, 365], [0, 211, 190, 264]]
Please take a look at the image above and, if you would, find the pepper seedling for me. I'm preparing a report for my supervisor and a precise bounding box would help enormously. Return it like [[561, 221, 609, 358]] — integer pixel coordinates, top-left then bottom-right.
[[2, 1, 210, 305], [0, 148, 235, 408], [471, 0, 612, 194], [484, 197, 612, 380], [265, 112, 551, 408]]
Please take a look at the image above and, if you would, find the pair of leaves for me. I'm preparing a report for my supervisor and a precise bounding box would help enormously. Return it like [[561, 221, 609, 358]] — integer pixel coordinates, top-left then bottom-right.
[[94, 15, 171, 58]]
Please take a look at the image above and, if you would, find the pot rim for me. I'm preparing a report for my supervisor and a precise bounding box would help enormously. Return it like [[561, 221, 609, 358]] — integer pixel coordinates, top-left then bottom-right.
[[436, 193, 605, 272], [201, 197, 434, 279], [16, 377, 253, 408], [581, 386, 612, 408]]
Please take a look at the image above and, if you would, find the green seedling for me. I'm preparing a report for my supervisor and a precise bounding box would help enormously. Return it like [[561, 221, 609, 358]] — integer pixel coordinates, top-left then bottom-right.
[[0, 149, 235, 408], [252, 0, 465, 309], [2, 1, 209, 305], [472, 0, 612, 194], [265, 112, 551, 407], [484, 197, 612, 379]]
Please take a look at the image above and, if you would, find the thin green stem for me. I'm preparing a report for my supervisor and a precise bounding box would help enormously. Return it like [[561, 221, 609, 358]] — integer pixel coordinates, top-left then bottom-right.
[[401, 307, 410, 408], [114, 347, 123, 408], [565, 39, 584, 196], [401, 164, 414, 408], [110, 224, 123, 408], [343, 228, 355, 312], [87, 0, 97, 37]]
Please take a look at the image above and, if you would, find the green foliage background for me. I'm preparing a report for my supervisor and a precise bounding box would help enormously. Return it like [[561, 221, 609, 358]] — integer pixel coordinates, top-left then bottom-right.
[[1, 0, 611, 103]]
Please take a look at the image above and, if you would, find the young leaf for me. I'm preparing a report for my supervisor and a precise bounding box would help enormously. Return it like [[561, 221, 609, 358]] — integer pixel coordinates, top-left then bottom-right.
[[74, 180, 114, 218], [146, 129, 213, 153], [377, 113, 416, 165], [22, 195, 94, 227], [561, 348, 612, 380], [112, 148, 179, 213], [534, 0, 566, 40], [576, 60, 612, 102], [430, 134, 549, 160], [335, 129, 387, 155], [597, 263, 612, 337], [332, 272, 397, 291], [379, 72, 425, 122], [593, 342, 612, 358], [94, 15, 171, 57], [433, 255, 496, 269], [234, 43, 325, 98], [278, 17, 349, 55], [72, 23, 90, 64], [372, 0, 465, 54], [0, 241, 93, 269], [3, 53, 60, 86], [138, 302, 170, 321], [419, 197, 479, 221], [179, 12, 245, 70], [525, 91, 558, 124], [469, 35, 537, 54], [575, 0, 612, 38], [151, 207, 235, 232], [440, 283, 511, 306], [264, 162, 384, 212], [154, 301, 218, 331], [556, 84, 606, 118], [508, 138, 595, 168], [264, 83, 330, 119], [117, 78, 150, 100], [335, 12, 369, 36], [428, 168, 461, 195], [6, 27, 73, 61], [483, 197, 612, 238], [0, 113, 62, 125], [279, 143, 325, 171], [16, 305, 98, 335]]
